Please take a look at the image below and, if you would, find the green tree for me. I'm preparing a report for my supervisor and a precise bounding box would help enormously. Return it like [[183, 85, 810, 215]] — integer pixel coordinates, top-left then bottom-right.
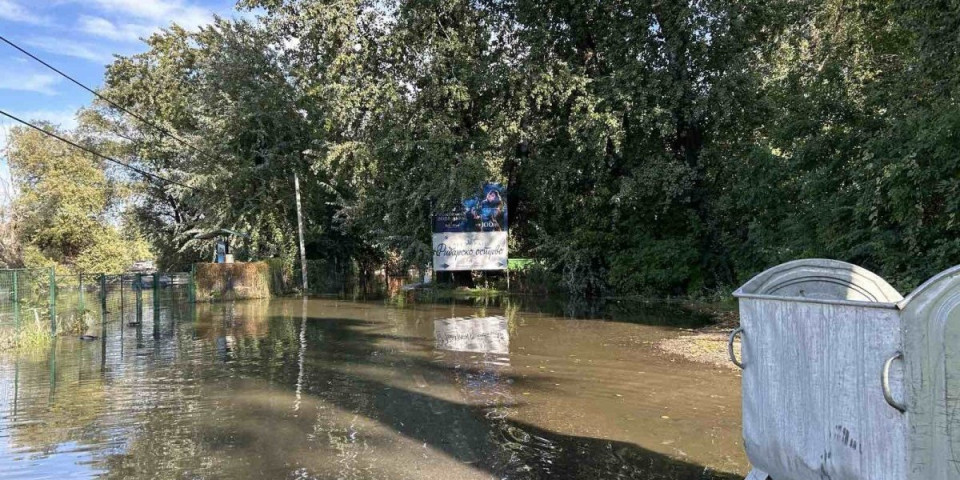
[[86, 0, 960, 295], [95, 20, 321, 270], [5, 123, 150, 273]]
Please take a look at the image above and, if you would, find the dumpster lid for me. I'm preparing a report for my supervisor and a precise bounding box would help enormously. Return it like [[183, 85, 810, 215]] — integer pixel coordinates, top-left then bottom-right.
[[734, 259, 903, 307]]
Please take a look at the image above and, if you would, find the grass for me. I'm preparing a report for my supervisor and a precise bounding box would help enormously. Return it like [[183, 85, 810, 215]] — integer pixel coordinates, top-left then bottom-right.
[[0, 307, 94, 353], [0, 308, 53, 352]]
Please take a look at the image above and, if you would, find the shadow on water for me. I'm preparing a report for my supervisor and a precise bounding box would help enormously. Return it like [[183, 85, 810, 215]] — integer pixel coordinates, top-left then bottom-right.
[[304, 362, 740, 480], [215, 314, 741, 479]]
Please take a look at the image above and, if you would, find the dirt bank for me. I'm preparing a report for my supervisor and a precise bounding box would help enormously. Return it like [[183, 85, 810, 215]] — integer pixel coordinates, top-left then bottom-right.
[[656, 303, 741, 370]]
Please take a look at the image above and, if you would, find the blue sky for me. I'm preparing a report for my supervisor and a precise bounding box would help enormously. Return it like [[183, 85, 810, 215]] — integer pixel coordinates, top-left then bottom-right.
[[0, 0, 245, 201]]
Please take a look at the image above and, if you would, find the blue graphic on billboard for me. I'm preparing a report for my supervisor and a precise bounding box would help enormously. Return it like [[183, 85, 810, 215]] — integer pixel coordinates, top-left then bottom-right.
[[433, 183, 508, 233]]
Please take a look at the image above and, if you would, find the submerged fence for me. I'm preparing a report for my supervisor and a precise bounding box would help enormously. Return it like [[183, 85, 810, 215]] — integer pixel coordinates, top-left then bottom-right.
[[0, 269, 195, 345]]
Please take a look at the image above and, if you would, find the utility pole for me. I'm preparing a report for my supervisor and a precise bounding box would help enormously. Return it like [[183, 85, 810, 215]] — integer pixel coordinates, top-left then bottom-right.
[[293, 171, 308, 293]]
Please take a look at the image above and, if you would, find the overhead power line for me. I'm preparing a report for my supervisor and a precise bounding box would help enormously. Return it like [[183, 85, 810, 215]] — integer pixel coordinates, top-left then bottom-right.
[[0, 33, 215, 162], [0, 108, 200, 192]]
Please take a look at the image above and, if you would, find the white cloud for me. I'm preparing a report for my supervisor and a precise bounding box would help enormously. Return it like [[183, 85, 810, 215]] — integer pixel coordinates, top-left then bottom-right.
[[0, 71, 61, 95], [0, 118, 13, 161], [70, 1, 234, 45], [89, 0, 219, 31], [0, 0, 53, 26], [24, 37, 115, 64], [13, 108, 80, 130], [78, 15, 153, 43]]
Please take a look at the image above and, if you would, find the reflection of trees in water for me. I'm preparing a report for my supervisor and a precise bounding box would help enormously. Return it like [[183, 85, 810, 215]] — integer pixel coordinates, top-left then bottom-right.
[[4, 345, 109, 456], [96, 303, 304, 479], [97, 403, 226, 479], [2, 299, 740, 479], [414, 293, 716, 329], [309, 368, 376, 479]]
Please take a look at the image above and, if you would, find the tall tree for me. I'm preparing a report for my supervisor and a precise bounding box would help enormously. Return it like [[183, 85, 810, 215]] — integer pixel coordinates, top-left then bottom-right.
[[5, 123, 148, 273], [96, 20, 325, 270]]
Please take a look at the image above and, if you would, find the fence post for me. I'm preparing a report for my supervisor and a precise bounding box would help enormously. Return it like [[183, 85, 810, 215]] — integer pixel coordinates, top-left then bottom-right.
[[120, 274, 125, 320], [12, 270, 20, 340], [48, 267, 56, 336], [99, 274, 107, 311], [78, 273, 85, 315], [136, 275, 143, 325], [99, 273, 107, 369], [100, 274, 107, 324], [153, 272, 160, 338], [189, 264, 196, 304]]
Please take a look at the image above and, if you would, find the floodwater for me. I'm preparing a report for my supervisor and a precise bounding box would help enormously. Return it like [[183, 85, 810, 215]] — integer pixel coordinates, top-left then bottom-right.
[[0, 296, 747, 479]]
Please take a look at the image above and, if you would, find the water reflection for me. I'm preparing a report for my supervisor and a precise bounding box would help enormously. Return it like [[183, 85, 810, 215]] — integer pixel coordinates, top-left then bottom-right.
[[435, 316, 510, 355], [0, 297, 746, 479]]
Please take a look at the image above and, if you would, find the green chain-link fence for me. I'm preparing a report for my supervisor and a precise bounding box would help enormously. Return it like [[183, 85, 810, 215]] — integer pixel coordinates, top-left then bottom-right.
[[0, 269, 55, 348], [0, 268, 196, 349]]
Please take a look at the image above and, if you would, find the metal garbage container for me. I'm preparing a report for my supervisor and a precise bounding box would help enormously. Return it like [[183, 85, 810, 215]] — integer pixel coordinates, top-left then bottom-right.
[[898, 264, 960, 480], [732, 259, 907, 480]]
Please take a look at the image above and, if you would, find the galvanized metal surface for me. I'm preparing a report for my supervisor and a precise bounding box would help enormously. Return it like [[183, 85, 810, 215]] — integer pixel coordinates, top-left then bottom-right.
[[745, 469, 770, 480], [898, 265, 960, 480], [734, 259, 907, 480], [736, 259, 903, 304]]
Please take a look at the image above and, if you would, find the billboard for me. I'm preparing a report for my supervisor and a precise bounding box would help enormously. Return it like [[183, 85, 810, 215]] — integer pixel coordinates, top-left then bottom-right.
[[432, 183, 508, 271]]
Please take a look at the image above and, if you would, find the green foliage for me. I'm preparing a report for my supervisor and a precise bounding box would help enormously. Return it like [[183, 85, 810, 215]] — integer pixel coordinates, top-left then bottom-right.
[[0, 318, 52, 352], [5, 124, 151, 274], [609, 238, 701, 296], [30, 0, 958, 295]]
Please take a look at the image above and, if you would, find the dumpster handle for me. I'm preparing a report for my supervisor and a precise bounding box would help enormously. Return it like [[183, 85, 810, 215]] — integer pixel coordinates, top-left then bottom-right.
[[882, 352, 906, 413], [728, 327, 744, 369]]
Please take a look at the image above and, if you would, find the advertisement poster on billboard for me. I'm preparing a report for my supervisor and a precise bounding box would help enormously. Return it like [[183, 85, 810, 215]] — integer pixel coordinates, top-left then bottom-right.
[[432, 183, 508, 271]]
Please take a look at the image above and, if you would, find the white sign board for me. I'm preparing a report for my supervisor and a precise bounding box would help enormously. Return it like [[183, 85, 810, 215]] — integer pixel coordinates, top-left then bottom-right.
[[434, 316, 509, 355], [432, 231, 507, 271]]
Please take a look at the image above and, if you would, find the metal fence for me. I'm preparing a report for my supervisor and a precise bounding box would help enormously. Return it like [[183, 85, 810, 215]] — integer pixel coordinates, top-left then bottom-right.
[[0, 269, 195, 345]]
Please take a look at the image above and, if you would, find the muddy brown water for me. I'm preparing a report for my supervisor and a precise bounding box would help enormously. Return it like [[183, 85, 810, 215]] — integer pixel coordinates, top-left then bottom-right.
[[0, 297, 747, 479]]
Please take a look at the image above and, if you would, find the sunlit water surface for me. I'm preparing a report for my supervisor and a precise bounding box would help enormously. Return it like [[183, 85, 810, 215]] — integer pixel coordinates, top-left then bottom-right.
[[0, 297, 746, 479]]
